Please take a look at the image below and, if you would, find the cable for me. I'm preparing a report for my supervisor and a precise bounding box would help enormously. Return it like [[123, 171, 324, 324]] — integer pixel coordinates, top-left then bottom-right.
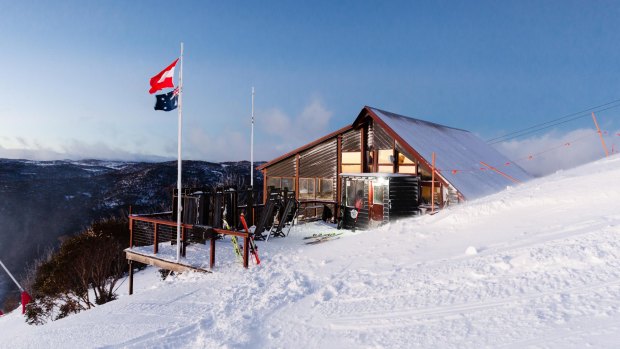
[[488, 103, 620, 144], [486, 98, 620, 144]]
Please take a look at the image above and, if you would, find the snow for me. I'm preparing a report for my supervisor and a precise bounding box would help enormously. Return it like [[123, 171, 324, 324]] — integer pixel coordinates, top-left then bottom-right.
[[2, 154, 620, 348]]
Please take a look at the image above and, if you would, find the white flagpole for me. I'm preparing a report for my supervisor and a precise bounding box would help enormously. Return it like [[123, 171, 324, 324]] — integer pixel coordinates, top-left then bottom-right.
[[0, 258, 24, 292], [251, 87, 255, 188], [176, 42, 184, 262]]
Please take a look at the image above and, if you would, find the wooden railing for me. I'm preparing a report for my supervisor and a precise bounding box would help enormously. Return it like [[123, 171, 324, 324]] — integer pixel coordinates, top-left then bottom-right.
[[128, 213, 252, 269]]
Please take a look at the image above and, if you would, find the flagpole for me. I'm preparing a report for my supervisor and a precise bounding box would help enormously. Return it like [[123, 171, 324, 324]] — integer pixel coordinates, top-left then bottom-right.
[[176, 42, 184, 262], [0, 258, 24, 292], [251, 87, 255, 188]]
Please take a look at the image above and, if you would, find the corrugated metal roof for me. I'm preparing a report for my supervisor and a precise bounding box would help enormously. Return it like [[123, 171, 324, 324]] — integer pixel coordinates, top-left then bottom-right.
[[369, 107, 532, 200]]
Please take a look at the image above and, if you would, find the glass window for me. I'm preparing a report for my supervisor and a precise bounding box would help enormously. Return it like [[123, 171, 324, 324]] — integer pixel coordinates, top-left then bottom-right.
[[267, 177, 280, 189], [342, 164, 361, 173], [378, 165, 394, 173], [299, 178, 315, 199], [345, 179, 365, 207], [317, 178, 333, 200], [378, 149, 393, 164], [342, 152, 361, 164], [372, 182, 385, 204], [281, 177, 295, 191], [419, 166, 432, 179], [398, 166, 417, 174], [398, 153, 415, 165]]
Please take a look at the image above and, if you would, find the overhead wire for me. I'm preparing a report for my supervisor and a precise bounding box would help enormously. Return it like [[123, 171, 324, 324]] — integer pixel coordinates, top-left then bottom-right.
[[486, 98, 620, 144]]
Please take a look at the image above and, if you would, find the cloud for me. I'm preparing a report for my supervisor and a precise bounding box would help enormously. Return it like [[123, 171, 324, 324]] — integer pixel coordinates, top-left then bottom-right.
[[0, 139, 169, 162], [257, 99, 334, 160], [494, 128, 620, 177], [0, 99, 336, 163], [185, 127, 249, 162]]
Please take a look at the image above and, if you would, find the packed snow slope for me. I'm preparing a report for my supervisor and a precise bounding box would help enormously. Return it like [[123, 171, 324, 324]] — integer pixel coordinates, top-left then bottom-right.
[[3, 155, 620, 348]]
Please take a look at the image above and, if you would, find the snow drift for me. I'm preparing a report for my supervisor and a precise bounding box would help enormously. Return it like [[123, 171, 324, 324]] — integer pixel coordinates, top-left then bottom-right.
[[2, 154, 620, 348]]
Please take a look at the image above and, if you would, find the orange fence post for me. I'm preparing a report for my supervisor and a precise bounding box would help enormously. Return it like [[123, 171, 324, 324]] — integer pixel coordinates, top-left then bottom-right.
[[591, 112, 609, 157], [431, 152, 436, 213]]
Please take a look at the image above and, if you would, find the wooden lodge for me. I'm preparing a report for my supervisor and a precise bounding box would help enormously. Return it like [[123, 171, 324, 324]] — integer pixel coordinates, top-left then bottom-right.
[[258, 106, 532, 228]]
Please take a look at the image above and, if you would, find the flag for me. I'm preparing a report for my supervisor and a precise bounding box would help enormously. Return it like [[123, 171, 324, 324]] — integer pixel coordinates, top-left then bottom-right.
[[21, 291, 32, 314], [149, 58, 179, 94], [154, 88, 179, 111]]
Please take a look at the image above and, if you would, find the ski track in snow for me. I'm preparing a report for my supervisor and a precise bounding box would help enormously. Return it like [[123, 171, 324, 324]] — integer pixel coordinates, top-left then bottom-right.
[[2, 155, 620, 348]]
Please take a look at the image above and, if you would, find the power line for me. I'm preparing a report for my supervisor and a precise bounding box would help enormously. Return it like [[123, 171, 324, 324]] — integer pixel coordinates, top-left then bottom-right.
[[486, 98, 620, 144]]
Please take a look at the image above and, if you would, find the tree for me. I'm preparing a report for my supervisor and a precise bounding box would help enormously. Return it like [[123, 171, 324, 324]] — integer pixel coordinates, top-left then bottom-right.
[[25, 216, 129, 324]]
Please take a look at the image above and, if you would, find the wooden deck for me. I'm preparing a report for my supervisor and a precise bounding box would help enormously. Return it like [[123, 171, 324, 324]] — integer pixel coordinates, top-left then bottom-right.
[[125, 249, 212, 274]]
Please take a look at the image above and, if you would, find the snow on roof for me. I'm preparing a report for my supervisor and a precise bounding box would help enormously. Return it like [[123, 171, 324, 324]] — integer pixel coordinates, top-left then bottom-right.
[[369, 107, 533, 200]]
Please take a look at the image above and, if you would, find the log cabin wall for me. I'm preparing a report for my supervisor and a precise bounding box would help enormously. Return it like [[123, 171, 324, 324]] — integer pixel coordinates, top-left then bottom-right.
[[388, 176, 421, 220], [299, 138, 338, 201], [373, 123, 393, 150], [267, 156, 296, 177], [341, 128, 361, 151]]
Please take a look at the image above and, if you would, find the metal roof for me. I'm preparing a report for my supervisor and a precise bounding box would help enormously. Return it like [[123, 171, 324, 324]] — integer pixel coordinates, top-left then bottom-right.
[[368, 107, 532, 200]]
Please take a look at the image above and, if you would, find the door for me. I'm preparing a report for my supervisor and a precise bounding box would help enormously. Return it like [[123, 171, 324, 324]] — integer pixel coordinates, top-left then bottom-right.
[[370, 181, 384, 222]]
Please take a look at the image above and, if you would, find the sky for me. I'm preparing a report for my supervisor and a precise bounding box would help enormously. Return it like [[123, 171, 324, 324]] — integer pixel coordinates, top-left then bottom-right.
[[1, 1, 619, 167]]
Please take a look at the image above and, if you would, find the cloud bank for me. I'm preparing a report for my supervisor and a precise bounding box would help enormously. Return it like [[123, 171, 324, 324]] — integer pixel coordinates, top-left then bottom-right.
[[494, 128, 619, 177]]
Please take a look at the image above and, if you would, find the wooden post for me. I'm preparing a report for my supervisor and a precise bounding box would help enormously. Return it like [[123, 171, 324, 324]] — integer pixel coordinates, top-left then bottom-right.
[[591, 112, 609, 157], [336, 135, 342, 221], [129, 206, 133, 249], [128, 260, 134, 295], [431, 152, 436, 213], [210, 237, 216, 269], [243, 236, 249, 269], [393, 140, 398, 173], [153, 223, 159, 254], [262, 169, 268, 204], [295, 154, 300, 200]]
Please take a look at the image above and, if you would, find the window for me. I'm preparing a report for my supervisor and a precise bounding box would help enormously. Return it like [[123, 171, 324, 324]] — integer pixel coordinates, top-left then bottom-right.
[[299, 178, 315, 199], [267, 177, 280, 189], [342, 151, 361, 173], [378, 149, 393, 164], [372, 181, 385, 204], [397, 152, 417, 174], [378, 165, 394, 173], [281, 177, 295, 191], [345, 179, 365, 207], [421, 182, 442, 205], [267, 177, 295, 191], [376, 149, 394, 173], [317, 178, 333, 200]]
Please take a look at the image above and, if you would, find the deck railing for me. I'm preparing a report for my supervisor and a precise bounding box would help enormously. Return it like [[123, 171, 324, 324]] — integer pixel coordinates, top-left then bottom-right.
[[128, 212, 253, 269], [129, 213, 195, 257]]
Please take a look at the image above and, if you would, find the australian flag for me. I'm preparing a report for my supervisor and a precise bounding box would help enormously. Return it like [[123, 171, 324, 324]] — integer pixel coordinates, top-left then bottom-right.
[[154, 88, 179, 112]]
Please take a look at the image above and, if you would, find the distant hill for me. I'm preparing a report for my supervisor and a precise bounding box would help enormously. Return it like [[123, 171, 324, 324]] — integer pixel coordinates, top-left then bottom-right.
[[0, 159, 263, 306]]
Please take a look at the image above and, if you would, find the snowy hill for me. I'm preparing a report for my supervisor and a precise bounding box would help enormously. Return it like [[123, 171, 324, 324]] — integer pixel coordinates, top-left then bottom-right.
[[2, 155, 620, 348]]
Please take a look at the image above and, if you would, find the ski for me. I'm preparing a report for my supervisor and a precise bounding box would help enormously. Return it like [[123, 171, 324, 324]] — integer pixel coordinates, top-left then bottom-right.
[[231, 236, 243, 262], [305, 234, 343, 245], [240, 213, 260, 265], [302, 232, 342, 240]]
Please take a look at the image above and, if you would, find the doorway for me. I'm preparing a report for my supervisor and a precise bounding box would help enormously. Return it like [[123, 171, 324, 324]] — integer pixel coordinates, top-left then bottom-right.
[[369, 180, 385, 223]]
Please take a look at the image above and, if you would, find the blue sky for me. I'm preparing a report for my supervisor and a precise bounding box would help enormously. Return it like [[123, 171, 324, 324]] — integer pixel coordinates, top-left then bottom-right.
[[1, 1, 619, 164]]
